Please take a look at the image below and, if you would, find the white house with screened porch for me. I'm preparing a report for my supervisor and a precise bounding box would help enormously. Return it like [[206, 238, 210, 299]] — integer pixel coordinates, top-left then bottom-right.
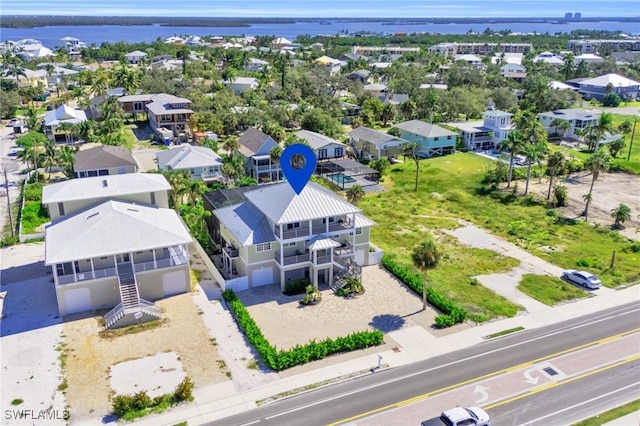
[[45, 200, 192, 329]]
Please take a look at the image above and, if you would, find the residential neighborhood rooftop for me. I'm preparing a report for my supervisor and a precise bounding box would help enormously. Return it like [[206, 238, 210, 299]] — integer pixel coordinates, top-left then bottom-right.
[[45, 200, 192, 264], [538, 108, 600, 120], [295, 129, 341, 150], [348, 127, 407, 146], [237, 127, 274, 156], [42, 173, 171, 204], [394, 120, 458, 138], [156, 145, 223, 170], [74, 145, 137, 170]]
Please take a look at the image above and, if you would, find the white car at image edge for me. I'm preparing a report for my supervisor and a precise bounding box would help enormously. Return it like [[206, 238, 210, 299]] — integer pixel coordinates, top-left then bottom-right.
[[561, 270, 602, 289]]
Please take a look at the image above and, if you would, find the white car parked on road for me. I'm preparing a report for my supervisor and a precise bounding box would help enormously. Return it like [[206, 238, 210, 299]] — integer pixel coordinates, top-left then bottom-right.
[[561, 270, 602, 289]]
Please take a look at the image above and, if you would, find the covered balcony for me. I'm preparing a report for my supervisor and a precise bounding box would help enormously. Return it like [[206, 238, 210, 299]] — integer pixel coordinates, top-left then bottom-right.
[[54, 245, 189, 285]]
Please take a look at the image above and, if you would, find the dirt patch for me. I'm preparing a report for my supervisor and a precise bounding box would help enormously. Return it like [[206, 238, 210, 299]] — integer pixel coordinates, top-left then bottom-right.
[[62, 293, 228, 422], [526, 171, 640, 241]]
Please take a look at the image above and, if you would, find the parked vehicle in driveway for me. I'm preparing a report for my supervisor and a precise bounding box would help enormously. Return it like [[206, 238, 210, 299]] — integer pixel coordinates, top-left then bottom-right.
[[561, 270, 602, 289], [421, 407, 491, 426]]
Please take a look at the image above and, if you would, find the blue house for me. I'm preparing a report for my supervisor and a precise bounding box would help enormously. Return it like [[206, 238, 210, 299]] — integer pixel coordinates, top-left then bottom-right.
[[156, 144, 223, 182], [393, 120, 458, 158]]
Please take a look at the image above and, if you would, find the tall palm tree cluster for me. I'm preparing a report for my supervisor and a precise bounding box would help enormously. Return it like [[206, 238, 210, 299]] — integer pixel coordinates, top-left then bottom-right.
[[16, 131, 77, 180]]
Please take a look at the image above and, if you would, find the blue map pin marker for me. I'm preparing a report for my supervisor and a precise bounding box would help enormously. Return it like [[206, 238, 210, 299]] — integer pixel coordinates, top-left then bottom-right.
[[280, 144, 317, 195]]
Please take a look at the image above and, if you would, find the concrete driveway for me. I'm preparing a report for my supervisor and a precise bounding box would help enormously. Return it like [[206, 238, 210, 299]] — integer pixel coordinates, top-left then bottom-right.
[[0, 242, 66, 425]]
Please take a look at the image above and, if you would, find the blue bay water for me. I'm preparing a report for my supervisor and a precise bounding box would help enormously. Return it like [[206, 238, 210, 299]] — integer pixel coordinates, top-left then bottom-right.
[[1, 20, 639, 49]]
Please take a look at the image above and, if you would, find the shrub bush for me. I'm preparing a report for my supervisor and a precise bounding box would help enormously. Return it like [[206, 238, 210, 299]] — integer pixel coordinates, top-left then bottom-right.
[[284, 278, 311, 295], [174, 377, 194, 401], [222, 289, 383, 370], [381, 256, 468, 328]]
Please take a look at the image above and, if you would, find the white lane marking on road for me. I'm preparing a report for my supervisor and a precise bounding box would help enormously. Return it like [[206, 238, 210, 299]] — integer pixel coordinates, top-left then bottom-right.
[[262, 306, 640, 419], [523, 368, 540, 385], [239, 420, 260, 426], [519, 381, 640, 425], [474, 385, 490, 403]]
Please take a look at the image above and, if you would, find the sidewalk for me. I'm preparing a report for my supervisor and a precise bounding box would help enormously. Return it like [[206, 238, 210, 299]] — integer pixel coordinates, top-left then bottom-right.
[[602, 410, 640, 425], [128, 284, 640, 426]]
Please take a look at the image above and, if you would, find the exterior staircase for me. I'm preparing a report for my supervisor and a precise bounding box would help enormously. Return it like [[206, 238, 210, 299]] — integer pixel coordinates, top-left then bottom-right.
[[330, 255, 362, 293], [104, 270, 162, 329]]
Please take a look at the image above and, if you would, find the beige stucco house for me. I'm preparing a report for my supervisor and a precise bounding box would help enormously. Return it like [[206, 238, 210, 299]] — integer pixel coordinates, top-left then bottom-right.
[[45, 200, 192, 328]]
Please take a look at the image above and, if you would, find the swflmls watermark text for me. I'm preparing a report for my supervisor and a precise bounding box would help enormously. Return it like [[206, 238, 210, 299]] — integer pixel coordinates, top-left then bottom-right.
[[4, 409, 70, 421]]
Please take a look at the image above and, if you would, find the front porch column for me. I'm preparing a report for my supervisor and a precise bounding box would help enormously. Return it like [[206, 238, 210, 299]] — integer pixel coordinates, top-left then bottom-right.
[[310, 265, 317, 288], [114, 255, 119, 275], [308, 219, 312, 237], [280, 247, 284, 265], [351, 212, 356, 250], [90, 258, 96, 279], [325, 219, 329, 233], [52, 264, 59, 286], [152, 248, 157, 269], [280, 268, 285, 292], [72, 262, 77, 282]]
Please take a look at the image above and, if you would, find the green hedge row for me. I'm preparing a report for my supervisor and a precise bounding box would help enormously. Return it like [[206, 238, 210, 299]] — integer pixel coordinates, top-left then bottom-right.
[[381, 256, 468, 328], [222, 289, 384, 371]]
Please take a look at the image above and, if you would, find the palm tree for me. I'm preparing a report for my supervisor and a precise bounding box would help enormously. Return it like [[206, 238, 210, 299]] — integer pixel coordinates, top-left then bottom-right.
[[399, 99, 417, 121], [521, 142, 544, 195], [611, 204, 632, 229], [411, 239, 441, 310], [90, 69, 109, 98], [1, 48, 26, 86], [24, 107, 41, 132], [583, 112, 616, 152], [58, 145, 76, 178], [403, 143, 421, 192], [381, 103, 396, 127], [163, 170, 190, 208], [222, 136, 240, 154], [221, 67, 238, 84], [186, 180, 208, 207], [550, 118, 571, 139], [222, 153, 246, 187], [583, 149, 611, 221], [498, 130, 525, 189], [43, 139, 58, 179], [545, 151, 565, 200], [559, 53, 575, 80], [56, 122, 76, 145], [346, 185, 365, 205], [269, 145, 283, 180]]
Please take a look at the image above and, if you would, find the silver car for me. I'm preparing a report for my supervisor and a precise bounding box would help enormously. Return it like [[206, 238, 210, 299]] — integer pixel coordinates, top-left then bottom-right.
[[561, 270, 602, 289]]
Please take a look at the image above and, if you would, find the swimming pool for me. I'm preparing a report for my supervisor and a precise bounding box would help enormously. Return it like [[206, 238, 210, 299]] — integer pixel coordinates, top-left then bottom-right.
[[327, 173, 356, 185]]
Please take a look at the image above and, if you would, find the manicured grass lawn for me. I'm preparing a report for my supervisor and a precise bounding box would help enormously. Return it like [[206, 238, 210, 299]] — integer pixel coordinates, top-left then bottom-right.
[[517, 274, 589, 306], [573, 399, 640, 426], [361, 153, 639, 302]]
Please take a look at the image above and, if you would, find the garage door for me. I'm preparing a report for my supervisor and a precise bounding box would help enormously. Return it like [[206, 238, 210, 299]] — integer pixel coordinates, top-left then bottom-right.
[[63, 288, 92, 315], [162, 270, 187, 296], [251, 267, 273, 287]]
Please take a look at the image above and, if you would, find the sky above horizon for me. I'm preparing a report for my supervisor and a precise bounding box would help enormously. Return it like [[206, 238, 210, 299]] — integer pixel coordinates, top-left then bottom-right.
[[2, 0, 639, 18]]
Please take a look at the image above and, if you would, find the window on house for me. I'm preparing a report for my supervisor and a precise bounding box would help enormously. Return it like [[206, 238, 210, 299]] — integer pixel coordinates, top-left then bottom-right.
[[322, 217, 335, 224], [255, 243, 271, 252], [434, 137, 439, 141], [334, 147, 344, 157], [56, 264, 64, 276], [356, 228, 362, 235], [286, 222, 300, 230], [283, 242, 296, 248]]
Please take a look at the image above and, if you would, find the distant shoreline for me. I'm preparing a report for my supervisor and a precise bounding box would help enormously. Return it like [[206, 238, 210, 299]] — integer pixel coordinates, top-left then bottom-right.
[[2, 15, 639, 29]]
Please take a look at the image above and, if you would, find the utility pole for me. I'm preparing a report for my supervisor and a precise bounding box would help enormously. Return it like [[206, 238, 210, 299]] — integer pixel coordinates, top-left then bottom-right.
[[4, 170, 14, 237], [627, 117, 637, 161]]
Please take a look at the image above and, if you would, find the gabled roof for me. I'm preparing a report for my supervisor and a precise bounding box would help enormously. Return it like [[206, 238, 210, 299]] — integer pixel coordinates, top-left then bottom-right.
[[295, 130, 341, 150], [238, 128, 274, 156], [244, 182, 361, 225], [579, 73, 640, 88], [348, 127, 407, 146], [74, 145, 136, 171], [156, 145, 222, 170], [146, 93, 193, 115], [213, 202, 275, 245], [394, 120, 458, 138], [45, 200, 192, 264], [42, 173, 170, 205], [272, 37, 292, 45]]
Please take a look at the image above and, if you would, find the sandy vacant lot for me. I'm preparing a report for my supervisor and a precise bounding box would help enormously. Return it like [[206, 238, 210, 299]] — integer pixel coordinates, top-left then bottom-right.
[[63, 293, 229, 422], [526, 171, 640, 241]]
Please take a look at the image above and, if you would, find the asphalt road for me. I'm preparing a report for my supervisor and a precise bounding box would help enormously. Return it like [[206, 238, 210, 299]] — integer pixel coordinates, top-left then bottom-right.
[[206, 302, 640, 426], [488, 358, 640, 425]]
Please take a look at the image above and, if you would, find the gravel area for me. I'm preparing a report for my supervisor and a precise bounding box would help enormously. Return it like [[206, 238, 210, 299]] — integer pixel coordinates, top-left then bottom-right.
[[110, 352, 186, 399], [63, 293, 229, 423], [237, 264, 462, 353]]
